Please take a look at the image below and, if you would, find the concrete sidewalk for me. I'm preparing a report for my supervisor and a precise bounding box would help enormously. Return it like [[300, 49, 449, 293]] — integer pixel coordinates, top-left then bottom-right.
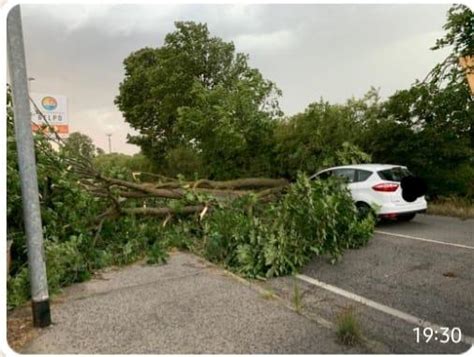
[[18, 252, 357, 354]]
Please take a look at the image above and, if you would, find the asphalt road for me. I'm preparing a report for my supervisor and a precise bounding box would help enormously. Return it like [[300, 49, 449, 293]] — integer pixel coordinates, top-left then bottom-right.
[[296, 214, 473, 353], [18, 253, 358, 354], [376, 214, 473, 246]]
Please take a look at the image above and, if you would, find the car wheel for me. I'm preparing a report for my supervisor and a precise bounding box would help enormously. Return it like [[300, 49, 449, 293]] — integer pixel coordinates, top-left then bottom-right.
[[398, 213, 416, 222], [356, 202, 373, 220]]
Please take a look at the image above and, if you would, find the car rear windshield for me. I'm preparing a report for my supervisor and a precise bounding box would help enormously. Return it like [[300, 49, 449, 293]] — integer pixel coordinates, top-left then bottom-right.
[[377, 167, 411, 182]]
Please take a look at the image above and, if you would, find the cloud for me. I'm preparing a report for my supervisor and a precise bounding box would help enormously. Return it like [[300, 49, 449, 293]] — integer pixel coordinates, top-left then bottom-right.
[[23, 4, 182, 36], [363, 30, 450, 98], [25, 4, 112, 33], [233, 29, 296, 53]]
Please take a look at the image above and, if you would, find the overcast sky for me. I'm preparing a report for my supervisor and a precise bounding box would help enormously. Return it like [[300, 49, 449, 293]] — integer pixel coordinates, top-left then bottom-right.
[[19, 3, 451, 154]]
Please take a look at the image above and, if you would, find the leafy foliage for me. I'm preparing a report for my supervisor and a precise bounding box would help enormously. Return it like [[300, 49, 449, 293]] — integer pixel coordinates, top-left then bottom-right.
[[176, 80, 278, 179], [7, 87, 162, 308], [115, 21, 281, 179], [93, 152, 156, 180], [432, 4, 473, 57], [60, 132, 97, 161], [273, 98, 372, 178], [356, 5, 473, 198], [196, 175, 374, 278], [7, 87, 102, 275], [113, 7, 471, 198], [43, 235, 91, 291]]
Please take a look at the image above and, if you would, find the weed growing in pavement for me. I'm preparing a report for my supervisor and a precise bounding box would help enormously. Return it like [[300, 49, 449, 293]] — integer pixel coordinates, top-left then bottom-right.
[[260, 290, 276, 300], [336, 306, 363, 346], [292, 280, 303, 313]]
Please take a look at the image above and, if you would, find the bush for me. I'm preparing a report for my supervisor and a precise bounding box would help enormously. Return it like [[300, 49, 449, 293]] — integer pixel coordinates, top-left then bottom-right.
[[8, 235, 91, 308], [44, 235, 91, 291], [146, 241, 169, 265], [197, 174, 375, 278], [93, 152, 156, 180], [7, 217, 166, 309], [160, 220, 196, 251], [201, 197, 256, 266], [7, 268, 30, 308]]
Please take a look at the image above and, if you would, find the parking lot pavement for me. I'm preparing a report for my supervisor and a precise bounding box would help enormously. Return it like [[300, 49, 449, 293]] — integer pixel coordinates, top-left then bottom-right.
[[376, 213, 473, 246], [17, 252, 359, 354], [282, 214, 473, 353]]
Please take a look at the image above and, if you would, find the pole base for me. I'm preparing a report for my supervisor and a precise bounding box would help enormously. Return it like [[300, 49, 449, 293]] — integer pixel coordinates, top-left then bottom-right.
[[32, 299, 51, 327]]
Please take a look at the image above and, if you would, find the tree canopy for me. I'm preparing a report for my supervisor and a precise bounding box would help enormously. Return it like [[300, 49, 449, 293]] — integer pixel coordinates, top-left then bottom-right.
[[61, 132, 97, 161], [359, 4, 473, 197], [114, 6, 473, 197], [115, 21, 281, 179]]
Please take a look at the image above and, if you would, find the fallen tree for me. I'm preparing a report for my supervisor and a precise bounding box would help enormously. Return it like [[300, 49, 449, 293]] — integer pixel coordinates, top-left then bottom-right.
[[8, 103, 375, 309], [26, 98, 292, 227], [72, 161, 376, 277], [69, 160, 291, 224]]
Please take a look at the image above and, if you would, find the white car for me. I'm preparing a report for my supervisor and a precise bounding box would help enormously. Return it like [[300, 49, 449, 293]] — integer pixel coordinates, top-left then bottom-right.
[[310, 164, 427, 221]]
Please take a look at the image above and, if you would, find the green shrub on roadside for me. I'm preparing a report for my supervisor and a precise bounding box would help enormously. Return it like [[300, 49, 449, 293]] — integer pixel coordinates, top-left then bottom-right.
[[345, 215, 375, 249], [160, 220, 198, 252], [202, 200, 256, 266], [265, 175, 374, 274], [44, 235, 91, 292], [8, 235, 91, 308], [146, 241, 169, 265], [98, 217, 158, 265], [7, 268, 30, 308], [196, 174, 375, 279]]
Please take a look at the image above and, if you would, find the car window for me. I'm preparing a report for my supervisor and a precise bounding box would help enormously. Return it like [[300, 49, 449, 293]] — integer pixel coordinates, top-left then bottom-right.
[[378, 167, 411, 182], [332, 169, 355, 183], [316, 170, 333, 180], [355, 169, 372, 182]]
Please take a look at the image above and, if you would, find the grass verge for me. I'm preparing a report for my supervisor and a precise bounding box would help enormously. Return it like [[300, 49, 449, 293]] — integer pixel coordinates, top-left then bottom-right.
[[427, 197, 474, 220]]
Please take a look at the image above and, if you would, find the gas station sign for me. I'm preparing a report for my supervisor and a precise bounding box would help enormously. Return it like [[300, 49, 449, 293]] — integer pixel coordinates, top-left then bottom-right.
[[30, 93, 69, 134]]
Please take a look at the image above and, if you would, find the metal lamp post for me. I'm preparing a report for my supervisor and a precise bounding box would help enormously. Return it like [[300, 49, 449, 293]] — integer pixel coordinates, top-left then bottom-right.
[[7, 5, 51, 327]]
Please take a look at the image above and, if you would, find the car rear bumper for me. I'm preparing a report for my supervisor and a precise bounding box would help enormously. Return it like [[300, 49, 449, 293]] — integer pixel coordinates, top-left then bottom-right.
[[378, 209, 426, 219], [377, 199, 427, 217]]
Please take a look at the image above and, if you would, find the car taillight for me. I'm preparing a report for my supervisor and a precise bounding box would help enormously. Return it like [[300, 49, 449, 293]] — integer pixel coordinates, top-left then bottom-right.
[[372, 183, 399, 192]]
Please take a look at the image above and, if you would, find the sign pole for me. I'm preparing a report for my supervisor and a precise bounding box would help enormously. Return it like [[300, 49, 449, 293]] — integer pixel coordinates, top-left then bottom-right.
[[7, 5, 51, 327]]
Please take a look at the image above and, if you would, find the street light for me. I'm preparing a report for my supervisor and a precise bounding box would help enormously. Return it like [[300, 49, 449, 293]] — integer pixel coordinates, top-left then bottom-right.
[[106, 133, 112, 153], [7, 6, 51, 327]]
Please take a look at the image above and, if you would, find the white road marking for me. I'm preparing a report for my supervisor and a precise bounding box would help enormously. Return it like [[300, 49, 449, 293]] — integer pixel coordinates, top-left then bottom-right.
[[296, 274, 474, 346], [374, 230, 474, 250]]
